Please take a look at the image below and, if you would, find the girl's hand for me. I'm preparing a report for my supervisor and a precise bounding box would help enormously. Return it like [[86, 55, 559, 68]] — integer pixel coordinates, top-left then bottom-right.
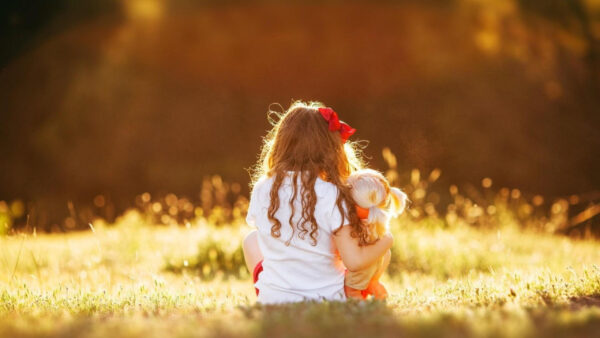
[[333, 225, 393, 272]]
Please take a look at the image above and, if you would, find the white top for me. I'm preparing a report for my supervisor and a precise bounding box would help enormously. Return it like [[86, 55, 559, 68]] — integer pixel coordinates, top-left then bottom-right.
[[246, 173, 348, 304]]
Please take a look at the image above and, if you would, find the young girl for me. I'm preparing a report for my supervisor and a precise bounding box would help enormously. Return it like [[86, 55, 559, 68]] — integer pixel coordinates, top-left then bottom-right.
[[242, 101, 393, 304]]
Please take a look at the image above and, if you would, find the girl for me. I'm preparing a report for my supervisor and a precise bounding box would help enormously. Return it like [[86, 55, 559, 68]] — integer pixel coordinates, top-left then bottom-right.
[[242, 101, 393, 304]]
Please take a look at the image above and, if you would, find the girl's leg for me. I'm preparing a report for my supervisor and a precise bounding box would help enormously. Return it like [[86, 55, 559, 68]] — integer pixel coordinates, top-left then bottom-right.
[[242, 230, 263, 273]]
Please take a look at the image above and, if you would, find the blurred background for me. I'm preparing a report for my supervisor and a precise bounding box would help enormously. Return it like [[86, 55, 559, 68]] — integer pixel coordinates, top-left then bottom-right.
[[0, 0, 599, 231]]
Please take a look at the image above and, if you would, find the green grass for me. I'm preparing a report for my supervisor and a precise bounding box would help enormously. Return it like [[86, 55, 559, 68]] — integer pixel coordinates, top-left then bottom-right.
[[1, 210, 599, 338]]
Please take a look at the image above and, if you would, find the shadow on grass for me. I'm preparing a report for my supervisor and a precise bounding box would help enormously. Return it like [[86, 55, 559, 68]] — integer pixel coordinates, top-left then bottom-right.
[[238, 300, 470, 338], [238, 295, 600, 338], [531, 295, 600, 338], [2, 297, 599, 338], [568, 295, 600, 311]]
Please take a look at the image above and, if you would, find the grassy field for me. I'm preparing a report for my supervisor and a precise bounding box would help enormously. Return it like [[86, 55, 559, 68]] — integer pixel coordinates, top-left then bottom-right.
[[1, 210, 599, 338]]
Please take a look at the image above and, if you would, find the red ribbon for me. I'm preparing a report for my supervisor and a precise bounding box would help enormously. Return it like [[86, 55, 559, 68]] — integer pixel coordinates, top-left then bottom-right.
[[318, 107, 356, 143]]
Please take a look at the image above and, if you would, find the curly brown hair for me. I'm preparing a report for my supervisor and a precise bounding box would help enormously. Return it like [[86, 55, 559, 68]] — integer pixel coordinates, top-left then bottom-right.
[[250, 101, 370, 246]]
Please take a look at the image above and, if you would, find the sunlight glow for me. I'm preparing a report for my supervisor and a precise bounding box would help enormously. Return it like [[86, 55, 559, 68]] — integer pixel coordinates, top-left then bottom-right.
[[124, 0, 164, 22]]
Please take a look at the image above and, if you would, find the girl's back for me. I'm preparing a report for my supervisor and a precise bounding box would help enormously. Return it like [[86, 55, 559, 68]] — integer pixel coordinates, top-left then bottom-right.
[[246, 173, 347, 303], [242, 101, 392, 304]]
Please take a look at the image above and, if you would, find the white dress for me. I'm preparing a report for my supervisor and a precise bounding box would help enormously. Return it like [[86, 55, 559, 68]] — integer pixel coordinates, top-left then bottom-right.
[[246, 173, 348, 304]]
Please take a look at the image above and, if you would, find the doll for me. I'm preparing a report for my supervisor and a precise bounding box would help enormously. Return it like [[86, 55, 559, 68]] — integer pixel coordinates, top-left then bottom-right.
[[345, 169, 408, 300]]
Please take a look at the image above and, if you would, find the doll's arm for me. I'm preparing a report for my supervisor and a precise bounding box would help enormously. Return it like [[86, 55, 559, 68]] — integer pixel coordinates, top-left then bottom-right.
[[333, 225, 393, 272]]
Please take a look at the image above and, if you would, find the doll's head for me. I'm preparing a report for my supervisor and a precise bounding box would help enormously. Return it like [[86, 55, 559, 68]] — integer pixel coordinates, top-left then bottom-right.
[[347, 169, 408, 242]]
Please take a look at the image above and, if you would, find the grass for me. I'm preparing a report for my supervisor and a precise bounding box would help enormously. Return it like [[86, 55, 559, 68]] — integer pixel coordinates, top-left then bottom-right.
[[0, 210, 599, 338]]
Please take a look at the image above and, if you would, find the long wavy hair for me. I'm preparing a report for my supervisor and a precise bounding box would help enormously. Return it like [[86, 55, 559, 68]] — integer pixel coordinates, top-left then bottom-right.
[[250, 101, 370, 246]]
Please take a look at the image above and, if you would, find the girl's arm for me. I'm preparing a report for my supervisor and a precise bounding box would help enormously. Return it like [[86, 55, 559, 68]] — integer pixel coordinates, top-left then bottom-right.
[[333, 225, 393, 272]]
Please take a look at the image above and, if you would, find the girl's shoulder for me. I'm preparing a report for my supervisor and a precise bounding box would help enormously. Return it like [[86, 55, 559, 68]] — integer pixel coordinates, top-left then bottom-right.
[[251, 173, 341, 199], [314, 178, 346, 211], [250, 175, 273, 197], [253, 175, 272, 188], [314, 177, 340, 196]]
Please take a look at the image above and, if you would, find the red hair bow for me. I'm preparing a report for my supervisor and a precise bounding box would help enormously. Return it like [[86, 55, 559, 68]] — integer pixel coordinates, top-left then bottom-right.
[[318, 107, 356, 143]]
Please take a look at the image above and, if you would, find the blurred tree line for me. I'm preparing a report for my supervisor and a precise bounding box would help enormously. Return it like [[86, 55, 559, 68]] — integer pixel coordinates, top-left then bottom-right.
[[0, 0, 599, 230]]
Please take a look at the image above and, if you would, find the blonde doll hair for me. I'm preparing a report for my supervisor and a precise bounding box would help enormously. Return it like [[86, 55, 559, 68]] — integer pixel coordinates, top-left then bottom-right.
[[347, 169, 408, 243]]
